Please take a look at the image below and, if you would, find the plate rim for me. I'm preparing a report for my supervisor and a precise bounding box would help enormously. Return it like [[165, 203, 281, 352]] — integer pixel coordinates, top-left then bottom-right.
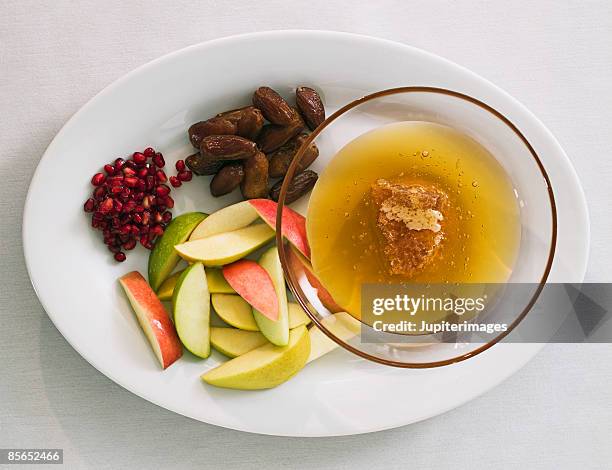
[[22, 30, 590, 436]]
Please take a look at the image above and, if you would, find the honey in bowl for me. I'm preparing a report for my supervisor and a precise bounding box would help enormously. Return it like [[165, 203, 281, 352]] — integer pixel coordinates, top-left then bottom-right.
[[306, 121, 521, 320]]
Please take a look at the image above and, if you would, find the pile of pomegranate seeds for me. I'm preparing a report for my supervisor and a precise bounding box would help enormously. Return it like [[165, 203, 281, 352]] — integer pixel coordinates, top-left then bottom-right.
[[83, 147, 192, 262]]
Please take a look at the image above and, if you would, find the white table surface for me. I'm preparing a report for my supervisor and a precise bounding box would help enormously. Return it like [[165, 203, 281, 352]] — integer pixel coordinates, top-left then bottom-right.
[[1, 1, 611, 468]]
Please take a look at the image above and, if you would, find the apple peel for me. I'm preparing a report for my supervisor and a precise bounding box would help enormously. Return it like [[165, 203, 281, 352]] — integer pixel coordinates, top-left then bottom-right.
[[119, 271, 182, 369], [223, 260, 279, 321], [248, 199, 310, 259]]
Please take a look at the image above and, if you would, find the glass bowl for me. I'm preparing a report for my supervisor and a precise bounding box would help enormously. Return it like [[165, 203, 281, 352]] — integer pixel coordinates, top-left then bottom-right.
[[275, 87, 557, 368]]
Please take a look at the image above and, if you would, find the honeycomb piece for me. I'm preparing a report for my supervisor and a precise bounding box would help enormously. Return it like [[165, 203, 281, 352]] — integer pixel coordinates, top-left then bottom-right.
[[370, 179, 448, 276]]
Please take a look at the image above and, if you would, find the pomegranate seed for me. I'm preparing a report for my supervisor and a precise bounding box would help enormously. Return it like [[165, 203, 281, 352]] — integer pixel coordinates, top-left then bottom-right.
[[153, 153, 165, 168], [93, 186, 106, 200], [144, 147, 155, 157], [132, 191, 144, 201], [162, 211, 172, 223], [123, 200, 136, 213], [139, 235, 149, 247], [84, 198, 95, 212], [120, 188, 131, 198], [142, 195, 152, 209], [110, 186, 123, 194], [169, 176, 181, 188], [123, 239, 137, 250], [108, 244, 121, 253], [147, 164, 156, 176], [113, 200, 123, 213], [132, 213, 143, 224], [108, 176, 124, 186], [133, 152, 146, 165], [124, 177, 138, 188], [137, 168, 148, 178], [99, 198, 113, 214], [142, 211, 150, 225], [134, 205, 144, 213], [122, 167, 136, 177], [91, 173, 106, 186], [130, 225, 140, 235], [164, 196, 174, 208], [126, 160, 137, 169], [155, 185, 170, 197], [118, 225, 131, 235], [136, 180, 146, 191], [153, 212, 163, 224], [145, 176, 155, 191], [177, 170, 192, 182], [175, 160, 186, 172], [114, 252, 127, 262], [114, 158, 125, 171], [151, 225, 164, 237], [156, 170, 167, 183], [104, 164, 115, 175]]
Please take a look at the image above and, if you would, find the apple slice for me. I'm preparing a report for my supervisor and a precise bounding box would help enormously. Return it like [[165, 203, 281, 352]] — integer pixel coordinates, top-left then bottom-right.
[[288, 302, 311, 329], [189, 200, 259, 240], [222, 260, 278, 321], [148, 212, 207, 291], [211, 294, 259, 331], [174, 223, 274, 266], [119, 271, 182, 369], [253, 247, 289, 346], [202, 325, 310, 390], [248, 199, 310, 259], [307, 312, 361, 363], [172, 263, 211, 358], [156, 269, 183, 301], [210, 327, 269, 358], [158, 268, 236, 300], [286, 246, 344, 313], [206, 268, 236, 294]]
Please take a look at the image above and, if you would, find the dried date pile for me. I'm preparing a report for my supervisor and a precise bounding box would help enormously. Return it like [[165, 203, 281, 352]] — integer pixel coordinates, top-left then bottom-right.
[[185, 86, 324, 203]]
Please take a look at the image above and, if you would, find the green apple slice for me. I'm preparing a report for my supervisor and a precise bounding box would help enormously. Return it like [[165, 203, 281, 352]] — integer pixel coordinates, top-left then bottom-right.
[[288, 302, 311, 329], [157, 269, 183, 301], [253, 247, 289, 346], [202, 325, 310, 390], [189, 200, 259, 240], [211, 294, 259, 331], [206, 268, 236, 294], [148, 212, 207, 291], [210, 327, 269, 358], [157, 268, 235, 301], [174, 223, 274, 266], [172, 263, 211, 358], [307, 312, 361, 363]]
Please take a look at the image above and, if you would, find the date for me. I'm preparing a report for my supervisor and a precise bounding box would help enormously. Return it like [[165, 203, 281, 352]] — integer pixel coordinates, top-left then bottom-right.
[[296, 87, 325, 130], [199, 135, 258, 160], [241, 151, 269, 199], [252, 87, 295, 126], [269, 170, 318, 203], [210, 162, 244, 197], [268, 132, 319, 178]]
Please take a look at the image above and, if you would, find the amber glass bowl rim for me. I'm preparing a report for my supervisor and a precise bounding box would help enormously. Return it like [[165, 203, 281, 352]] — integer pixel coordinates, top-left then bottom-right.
[[275, 86, 558, 368]]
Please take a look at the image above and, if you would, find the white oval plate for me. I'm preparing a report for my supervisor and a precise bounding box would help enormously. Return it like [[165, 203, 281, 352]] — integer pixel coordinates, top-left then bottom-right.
[[23, 31, 589, 436]]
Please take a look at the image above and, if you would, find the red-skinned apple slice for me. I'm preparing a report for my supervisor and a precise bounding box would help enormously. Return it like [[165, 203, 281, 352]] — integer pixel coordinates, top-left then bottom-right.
[[222, 260, 279, 321], [119, 271, 182, 369], [286, 246, 344, 313], [247, 199, 310, 259]]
